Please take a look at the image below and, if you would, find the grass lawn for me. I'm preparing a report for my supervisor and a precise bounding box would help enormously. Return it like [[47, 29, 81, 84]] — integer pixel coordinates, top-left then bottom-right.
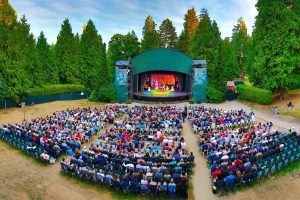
[[241, 89, 300, 120]]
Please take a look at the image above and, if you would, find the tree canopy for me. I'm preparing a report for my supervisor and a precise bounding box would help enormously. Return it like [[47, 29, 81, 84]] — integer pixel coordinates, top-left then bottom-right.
[[141, 15, 159, 51], [1, 0, 298, 102], [250, 0, 300, 96], [158, 18, 177, 48]]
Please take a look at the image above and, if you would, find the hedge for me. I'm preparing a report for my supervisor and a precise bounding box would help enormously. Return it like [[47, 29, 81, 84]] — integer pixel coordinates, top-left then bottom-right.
[[206, 85, 225, 103], [236, 85, 273, 104], [27, 84, 86, 97], [98, 85, 117, 102]]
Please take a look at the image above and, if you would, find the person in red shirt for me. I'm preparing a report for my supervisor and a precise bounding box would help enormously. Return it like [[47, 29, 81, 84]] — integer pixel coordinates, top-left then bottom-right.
[[75, 132, 82, 141], [212, 167, 222, 179]]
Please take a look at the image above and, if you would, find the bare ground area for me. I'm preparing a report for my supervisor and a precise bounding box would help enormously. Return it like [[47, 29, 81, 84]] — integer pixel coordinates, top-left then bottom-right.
[[0, 99, 300, 200]]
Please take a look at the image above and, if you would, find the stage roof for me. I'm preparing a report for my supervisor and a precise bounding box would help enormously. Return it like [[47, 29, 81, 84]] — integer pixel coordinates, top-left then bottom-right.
[[131, 48, 193, 75]]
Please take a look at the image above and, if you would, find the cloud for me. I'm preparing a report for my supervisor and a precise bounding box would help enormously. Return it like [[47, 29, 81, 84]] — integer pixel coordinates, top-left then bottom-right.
[[10, 0, 258, 44]]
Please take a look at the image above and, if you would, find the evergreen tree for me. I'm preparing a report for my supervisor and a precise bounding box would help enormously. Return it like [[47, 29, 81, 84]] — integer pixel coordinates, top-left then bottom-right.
[[79, 19, 104, 90], [190, 9, 223, 89], [0, 0, 17, 53], [176, 7, 199, 54], [231, 17, 249, 78], [0, 1, 30, 102], [37, 31, 58, 84], [0, 73, 9, 102], [221, 37, 239, 82], [158, 18, 177, 48], [251, 0, 300, 97], [124, 31, 140, 59], [55, 19, 79, 84], [98, 38, 108, 86], [141, 15, 159, 51]]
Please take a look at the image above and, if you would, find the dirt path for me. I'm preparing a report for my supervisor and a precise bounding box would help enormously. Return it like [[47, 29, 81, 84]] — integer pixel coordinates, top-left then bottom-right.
[[182, 120, 217, 200]]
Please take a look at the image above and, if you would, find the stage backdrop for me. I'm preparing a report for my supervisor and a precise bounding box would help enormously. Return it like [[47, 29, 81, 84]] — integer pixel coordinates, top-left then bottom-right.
[[150, 74, 175, 89], [193, 68, 207, 103], [115, 69, 128, 103]]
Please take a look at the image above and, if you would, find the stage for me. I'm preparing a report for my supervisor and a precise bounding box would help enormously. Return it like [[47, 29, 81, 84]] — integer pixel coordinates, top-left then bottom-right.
[[133, 90, 190, 102]]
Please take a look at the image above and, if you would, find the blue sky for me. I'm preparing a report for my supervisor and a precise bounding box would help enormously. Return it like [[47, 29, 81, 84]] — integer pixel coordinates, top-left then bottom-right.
[[10, 0, 257, 45]]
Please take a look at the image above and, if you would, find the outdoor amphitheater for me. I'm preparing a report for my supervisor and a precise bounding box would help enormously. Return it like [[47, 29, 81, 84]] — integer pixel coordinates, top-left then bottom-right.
[[1, 1, 300, 200]]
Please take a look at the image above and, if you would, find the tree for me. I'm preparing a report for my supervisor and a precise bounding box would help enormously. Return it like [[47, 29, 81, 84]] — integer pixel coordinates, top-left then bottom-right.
[[158, 18, 177, 48], [37, 31, 58, 84], [141, 15, 159, 51], [0, 0, 17, 54], [190, 9, 223, 90], [0, 67, 9, 103], [79, 19, 104, 90], [98, 39, 108, 87], [177, 7, 199, 54], [221, 37, 239, 82], [55, 19, 79, 84], [124, 31, 140, 59], [107, 32, 140, 81], [231, 17, 249, 79], [251, 0, 300, 98]]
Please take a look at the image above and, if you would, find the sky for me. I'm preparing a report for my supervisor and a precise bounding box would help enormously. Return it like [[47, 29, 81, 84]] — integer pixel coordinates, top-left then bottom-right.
[[10, 0, 258, 45]]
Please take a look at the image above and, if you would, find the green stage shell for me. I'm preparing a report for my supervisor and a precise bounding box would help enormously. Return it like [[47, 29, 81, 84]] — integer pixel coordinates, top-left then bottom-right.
[[131, 48, 193, 75]]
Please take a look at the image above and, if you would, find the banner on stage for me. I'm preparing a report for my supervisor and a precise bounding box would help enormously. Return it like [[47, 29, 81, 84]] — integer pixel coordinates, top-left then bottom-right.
[[116, 69, 128, 85]]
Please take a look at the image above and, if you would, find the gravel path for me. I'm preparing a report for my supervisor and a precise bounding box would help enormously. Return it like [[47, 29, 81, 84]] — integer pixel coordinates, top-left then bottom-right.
[[183, 120, 217, 200]]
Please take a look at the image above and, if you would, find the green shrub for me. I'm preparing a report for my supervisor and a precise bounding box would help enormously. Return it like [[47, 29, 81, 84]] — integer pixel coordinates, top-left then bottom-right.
[[188, 99, 194, 104], [98, 85, 117, 102], [236, 84, 273, 104], [88, 90, 98, 102], [206, 85, 224, 103], [27, 84, 85, 97]]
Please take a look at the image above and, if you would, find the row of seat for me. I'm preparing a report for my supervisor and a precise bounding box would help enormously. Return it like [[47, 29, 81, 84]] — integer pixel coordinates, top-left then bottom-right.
[[0, 129, 49, 162], [212, 134, 300, 193], [60, 162, 188, 197]]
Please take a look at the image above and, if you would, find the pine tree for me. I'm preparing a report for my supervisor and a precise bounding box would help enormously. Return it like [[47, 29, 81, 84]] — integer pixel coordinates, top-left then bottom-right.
[[221, 37, 239, 82], [177, 7, 199, 54], [79, 19, 103, 90], [124, 31, 140, 59], [55, 19, 79, 84], [231, 17, 249, 79], [158, 18, 177, 48], [0, 1, 29, 102], [141, 15, 159, 51], [190, 9, 223, 90], [251, 0, 300, 97], [98, 38, 108, 86], [37, 31, 58, 84]]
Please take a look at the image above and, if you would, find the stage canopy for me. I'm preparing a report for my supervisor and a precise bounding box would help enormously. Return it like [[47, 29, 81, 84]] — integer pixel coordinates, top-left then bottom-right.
[[131, 48, 193, 75]]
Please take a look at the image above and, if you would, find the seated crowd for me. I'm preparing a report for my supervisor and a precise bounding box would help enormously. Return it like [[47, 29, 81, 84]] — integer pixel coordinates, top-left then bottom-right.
[[188, 106, 254, 132], [188, 106, 299, 193], [0, 105, 128, 163], [61, 106, 194, 197]]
